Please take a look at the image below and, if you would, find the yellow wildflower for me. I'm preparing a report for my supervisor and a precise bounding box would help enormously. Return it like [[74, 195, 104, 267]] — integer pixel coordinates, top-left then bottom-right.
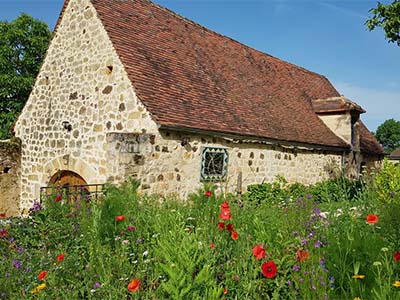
[[30, 283, 46, 294], [354, 297, 361, 300], [393, 281, 400, 288], [352, 275, 365, 279]]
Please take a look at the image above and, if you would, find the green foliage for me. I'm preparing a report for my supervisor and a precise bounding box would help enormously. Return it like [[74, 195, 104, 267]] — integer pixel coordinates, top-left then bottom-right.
[[155, 225, 222, 300], [98, 178, 140, 247], [245, 175, 365, 204], [366, 0, 400, 46], [309, 176, 365, 203], [245, 176, 307, 205], [374, 159, 400, 203], [2, 169, 400, 299], [0, 13, 51, 139], [374, 119, 400, 153]]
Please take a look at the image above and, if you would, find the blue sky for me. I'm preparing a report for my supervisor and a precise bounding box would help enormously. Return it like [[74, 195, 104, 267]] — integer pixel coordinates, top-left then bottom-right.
[[1, 0, 399, 132]]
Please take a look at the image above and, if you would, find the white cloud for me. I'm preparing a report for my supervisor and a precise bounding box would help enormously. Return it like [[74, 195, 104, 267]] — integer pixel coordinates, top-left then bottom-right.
[[333, 81, 400, 132], [318, 2, 367, 19]]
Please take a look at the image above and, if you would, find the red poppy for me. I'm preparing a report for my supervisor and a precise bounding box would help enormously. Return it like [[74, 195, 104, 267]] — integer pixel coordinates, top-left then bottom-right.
[[296, 249, 310, 262], [219, 210, 231, 220], [366, 214, 379, 224], [252, 244, 266, 260], [217, 222, 225, 230], [261, 261, 277, 278], [0, 229, 7, 238], [210, 242, 215, 249], [204, 191, 212, 197], [57, 253, 65, 262], [115, 215, 125, 222], [226, 224, 234, 232], [220, 201, 230, 210], [224, 287, 228, 294], [231, 231, 239, 241], [0, 213, 6, 218], [38, 271, 47, 281], [55, 194, 62, 202], [394, 251, 400, 262], [127, 278, 141, 292]]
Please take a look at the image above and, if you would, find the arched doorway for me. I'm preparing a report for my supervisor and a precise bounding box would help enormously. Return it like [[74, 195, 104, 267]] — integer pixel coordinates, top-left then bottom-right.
[[48, 170, 90, 203], [49, 170, 88, 186]]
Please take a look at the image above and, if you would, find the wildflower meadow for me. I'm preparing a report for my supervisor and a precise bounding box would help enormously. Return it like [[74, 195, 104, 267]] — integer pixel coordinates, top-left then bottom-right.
[[1, 161, 400, 299]]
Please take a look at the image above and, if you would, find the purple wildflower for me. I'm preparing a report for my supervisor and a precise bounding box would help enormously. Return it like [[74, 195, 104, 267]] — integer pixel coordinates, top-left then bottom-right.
[[93, 282, 101, 289], [311, 285, 317, 290], [127, 225, 136, 232], [23, 267, 32, 273], [329, 276, 335, 282], [293, 265, 300, 271], [287, 280, 292, 286], [30, 201, 42, 212], [319, 259, 325, 266], [314, 240, 322, 248], [299, 278, 304, 283], [301, 238, 308, 246], [12, 259, 22, 269]]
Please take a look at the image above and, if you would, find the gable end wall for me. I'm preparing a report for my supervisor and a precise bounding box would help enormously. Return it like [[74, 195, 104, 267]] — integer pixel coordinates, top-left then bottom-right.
[[14, 0, 158, 212]]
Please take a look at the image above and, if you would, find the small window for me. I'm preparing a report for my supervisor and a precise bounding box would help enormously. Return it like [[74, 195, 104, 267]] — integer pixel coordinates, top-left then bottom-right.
[[200, 146, 228, 181]]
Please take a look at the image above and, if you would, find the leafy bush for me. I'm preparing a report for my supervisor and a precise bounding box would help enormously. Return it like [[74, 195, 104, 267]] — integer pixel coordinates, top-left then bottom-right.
[[374, 160, 400, 204], [245, 175, 365, 205]]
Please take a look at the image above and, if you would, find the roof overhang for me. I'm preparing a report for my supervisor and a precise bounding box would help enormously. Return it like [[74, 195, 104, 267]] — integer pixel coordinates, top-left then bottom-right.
[[312, 96, 366, 115], [159, 124, 351, 153]]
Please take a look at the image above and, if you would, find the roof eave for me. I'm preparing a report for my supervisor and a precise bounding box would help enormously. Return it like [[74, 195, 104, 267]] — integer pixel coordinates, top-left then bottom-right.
[[159, 124, 350, 152]]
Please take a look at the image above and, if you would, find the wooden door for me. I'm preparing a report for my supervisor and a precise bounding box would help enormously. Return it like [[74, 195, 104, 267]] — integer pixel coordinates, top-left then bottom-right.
[[50, 170, 87, 186], [49, 171, 89, 203]]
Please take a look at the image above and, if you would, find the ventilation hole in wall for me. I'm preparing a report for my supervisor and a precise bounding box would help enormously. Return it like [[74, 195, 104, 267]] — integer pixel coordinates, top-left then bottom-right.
[[3, 167, 10, 174], [106, 65, 113, 74]]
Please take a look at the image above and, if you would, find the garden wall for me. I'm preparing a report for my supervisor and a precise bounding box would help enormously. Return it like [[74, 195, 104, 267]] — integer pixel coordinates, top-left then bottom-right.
[[0, 139, 21, 216]]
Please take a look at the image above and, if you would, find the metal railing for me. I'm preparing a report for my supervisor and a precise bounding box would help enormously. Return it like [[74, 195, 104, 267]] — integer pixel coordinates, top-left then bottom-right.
[[40, 184, 105, 203]]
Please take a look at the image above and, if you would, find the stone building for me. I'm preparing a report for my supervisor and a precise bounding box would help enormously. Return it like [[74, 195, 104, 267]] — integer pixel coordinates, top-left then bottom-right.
[[388, 147, 400, 164], [0, 140, 21, 216], [13, 0, 384, 213]]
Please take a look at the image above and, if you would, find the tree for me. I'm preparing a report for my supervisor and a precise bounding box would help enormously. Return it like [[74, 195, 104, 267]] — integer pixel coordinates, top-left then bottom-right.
[[366, 0, 400, 46], [375, 119, 400, 153], [0, 14, 51, 139]]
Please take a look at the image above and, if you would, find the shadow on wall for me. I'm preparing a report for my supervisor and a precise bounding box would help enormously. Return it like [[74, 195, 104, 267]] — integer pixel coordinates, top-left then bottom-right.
[[0, 139, 21, 217]]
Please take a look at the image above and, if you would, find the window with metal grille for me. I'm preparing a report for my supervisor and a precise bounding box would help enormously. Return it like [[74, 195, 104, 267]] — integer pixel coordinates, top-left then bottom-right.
[[200, 146, 228, 181]]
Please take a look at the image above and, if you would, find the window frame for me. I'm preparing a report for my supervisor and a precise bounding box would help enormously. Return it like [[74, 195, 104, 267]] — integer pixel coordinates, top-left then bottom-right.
[[200, 146, 229, 181]]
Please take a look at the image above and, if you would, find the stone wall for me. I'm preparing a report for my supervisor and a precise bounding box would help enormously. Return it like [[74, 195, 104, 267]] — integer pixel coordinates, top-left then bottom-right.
[[0, 140, 21, 216], [14, 0, 344, 210], [107, 130, 343, 198]]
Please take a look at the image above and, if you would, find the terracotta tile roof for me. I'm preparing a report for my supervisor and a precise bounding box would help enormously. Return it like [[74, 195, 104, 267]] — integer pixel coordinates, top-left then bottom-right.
[[87, 0, 351, 149], [312, 96, 366, 114], [389, 147, 400, 159], [360, 122, 385, 155]]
